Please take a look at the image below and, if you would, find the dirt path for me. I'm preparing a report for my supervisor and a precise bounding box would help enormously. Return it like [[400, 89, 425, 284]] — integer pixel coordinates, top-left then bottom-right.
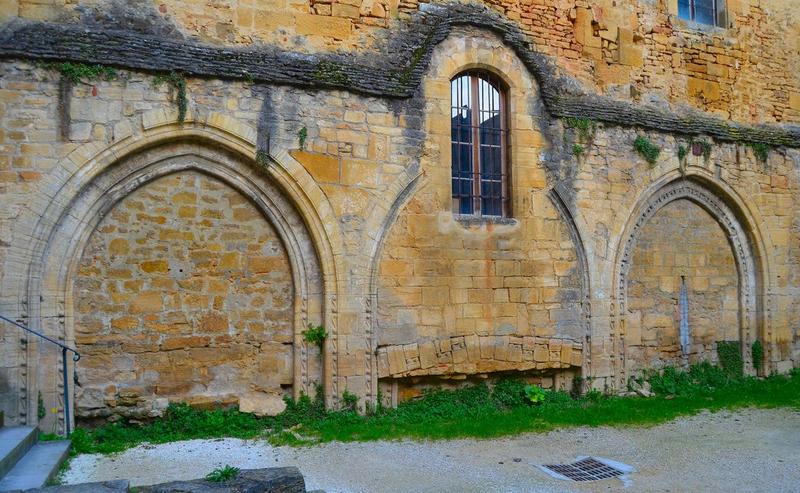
[[62, 408, 800, 492]]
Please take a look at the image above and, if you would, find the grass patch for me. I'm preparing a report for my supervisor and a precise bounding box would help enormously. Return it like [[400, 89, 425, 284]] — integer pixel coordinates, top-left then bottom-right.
[[69, 365, 800, 455]]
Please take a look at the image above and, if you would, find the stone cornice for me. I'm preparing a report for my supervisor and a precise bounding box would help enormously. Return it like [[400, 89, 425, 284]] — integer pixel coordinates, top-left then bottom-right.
[[1, 3, 798, 147]]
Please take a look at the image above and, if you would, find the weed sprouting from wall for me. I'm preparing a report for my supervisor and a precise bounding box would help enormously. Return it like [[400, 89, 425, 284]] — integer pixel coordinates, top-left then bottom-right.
[[298, 126, 308, 150], [564, 117, 597, 143], [303, 324, 327, 349]]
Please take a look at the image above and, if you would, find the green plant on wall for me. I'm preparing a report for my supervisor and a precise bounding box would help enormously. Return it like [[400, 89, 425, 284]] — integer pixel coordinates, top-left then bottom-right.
[[341, 390, 359, 412], [677, 144, 688, 175], [42, 62, 117, 84], [303, 324, 327, 349], [717, 341, 743, 378], [677, 144, 688, 162], [699, 141, 712, 163], [564, 117, 597, 143], [572, 143, 584, 158], [747, 142, 770, 164], [153, 71, 188, 123], [751, 339, 763, 373], [298, 126, 308, 150], [634, 135, 661, 166]]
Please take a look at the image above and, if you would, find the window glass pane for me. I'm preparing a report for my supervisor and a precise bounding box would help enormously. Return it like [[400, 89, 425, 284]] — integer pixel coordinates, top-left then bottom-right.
[[478, 75, 503, 217], [694, 0, 716, 25], [678, 0, 692, 20], [451, 72, 506, 218], [451, 75, 474, 215]]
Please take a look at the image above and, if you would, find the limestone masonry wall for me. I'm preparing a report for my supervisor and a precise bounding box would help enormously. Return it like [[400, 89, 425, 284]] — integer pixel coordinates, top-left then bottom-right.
[[626, 199, 739, 372], [73, 171, 295, 418], [0, 0, 798, 430]]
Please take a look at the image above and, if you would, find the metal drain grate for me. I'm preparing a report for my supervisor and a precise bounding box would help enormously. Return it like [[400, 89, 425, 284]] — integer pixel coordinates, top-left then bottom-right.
[[540, 457, 626, 482]]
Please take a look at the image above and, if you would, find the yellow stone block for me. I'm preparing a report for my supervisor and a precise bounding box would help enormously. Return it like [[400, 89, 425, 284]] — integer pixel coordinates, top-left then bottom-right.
[[295, 13, 351, 40], [290, 150, 340, 183]]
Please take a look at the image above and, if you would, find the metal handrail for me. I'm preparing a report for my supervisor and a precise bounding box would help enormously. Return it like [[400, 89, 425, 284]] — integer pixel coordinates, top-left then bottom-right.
[[0, 314, 80, 434]]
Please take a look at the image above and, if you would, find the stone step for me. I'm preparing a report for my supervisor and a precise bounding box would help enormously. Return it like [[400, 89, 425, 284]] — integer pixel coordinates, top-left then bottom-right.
[[0, 427, 37, 480], [0, 440, 70, 492]]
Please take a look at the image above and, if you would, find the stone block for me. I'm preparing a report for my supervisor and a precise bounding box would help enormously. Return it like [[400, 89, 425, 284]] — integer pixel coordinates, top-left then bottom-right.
[[137, 467, 305, 493], [295, 13, 351, 39], [239, 392, 287, 416], [290, 150, 339, 183]]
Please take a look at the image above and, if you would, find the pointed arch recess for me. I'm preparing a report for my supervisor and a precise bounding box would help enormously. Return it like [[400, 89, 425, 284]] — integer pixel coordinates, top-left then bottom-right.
[[18, 115, 345, 430], [613, 175, 770, 386]]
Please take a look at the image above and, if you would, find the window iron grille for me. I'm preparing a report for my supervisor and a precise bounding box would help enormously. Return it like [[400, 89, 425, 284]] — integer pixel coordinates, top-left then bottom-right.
[[450, 71, 509, 218]]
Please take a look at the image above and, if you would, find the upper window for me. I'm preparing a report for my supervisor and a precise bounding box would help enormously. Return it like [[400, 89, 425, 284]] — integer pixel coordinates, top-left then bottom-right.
[[678, 0, 725, 27], [450, 71, 509, 218]]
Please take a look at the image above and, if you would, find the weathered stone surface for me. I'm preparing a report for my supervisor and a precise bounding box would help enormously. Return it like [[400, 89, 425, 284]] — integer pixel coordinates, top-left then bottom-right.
[[377, 336, 582, 379], [238, 392, 287, 417], [626, 199, 738, 371], [0, 0, 798, 429], [73, 172, 295, 419], [0, 3, 797, 146], [18, 480, 130, 493], [137, 467, 305, 493]]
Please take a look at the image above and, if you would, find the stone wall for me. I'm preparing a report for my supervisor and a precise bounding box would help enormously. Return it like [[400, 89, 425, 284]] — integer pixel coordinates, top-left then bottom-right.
[[0, 1, 798, 429], [3, 0, 798, 124], [625, 199, 739, 372], [73, 171, 295, 418]]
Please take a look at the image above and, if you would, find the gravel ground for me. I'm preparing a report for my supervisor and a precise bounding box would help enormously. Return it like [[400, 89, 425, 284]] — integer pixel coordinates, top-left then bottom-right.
[[62, 408, 800, 492]]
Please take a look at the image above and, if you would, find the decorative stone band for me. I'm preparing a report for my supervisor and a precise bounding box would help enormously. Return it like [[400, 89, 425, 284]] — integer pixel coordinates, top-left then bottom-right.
[[0, 3, 797, 147], [376, 335, 582, 379]]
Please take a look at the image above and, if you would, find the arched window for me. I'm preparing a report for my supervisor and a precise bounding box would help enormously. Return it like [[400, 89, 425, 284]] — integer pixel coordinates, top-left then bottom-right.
[[450, 71, 509, 217]]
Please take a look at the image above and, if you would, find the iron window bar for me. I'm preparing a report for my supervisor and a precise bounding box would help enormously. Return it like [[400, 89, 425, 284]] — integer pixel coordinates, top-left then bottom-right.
[[0, 314, 81, 435]]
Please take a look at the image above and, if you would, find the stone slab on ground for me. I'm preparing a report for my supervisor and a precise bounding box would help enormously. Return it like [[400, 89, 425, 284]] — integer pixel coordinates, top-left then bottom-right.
[[137, 467, 305, 493], [9, 480, 130, 492], [61, 408, 800, 492]]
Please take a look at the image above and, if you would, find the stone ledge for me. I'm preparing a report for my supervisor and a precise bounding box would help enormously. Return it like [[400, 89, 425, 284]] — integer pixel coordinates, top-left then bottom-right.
[[0, 3, 797, 147], [377, 335, 582, 379]]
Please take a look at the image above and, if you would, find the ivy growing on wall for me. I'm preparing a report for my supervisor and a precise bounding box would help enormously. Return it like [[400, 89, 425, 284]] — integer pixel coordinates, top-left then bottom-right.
[[747, 142, 770, 164], [51, 62, 117, 84], [153, 71, 188, 123], [38, 62, 118, 140], [633, 136, 661, 166], [563, 117, 596, 160]]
